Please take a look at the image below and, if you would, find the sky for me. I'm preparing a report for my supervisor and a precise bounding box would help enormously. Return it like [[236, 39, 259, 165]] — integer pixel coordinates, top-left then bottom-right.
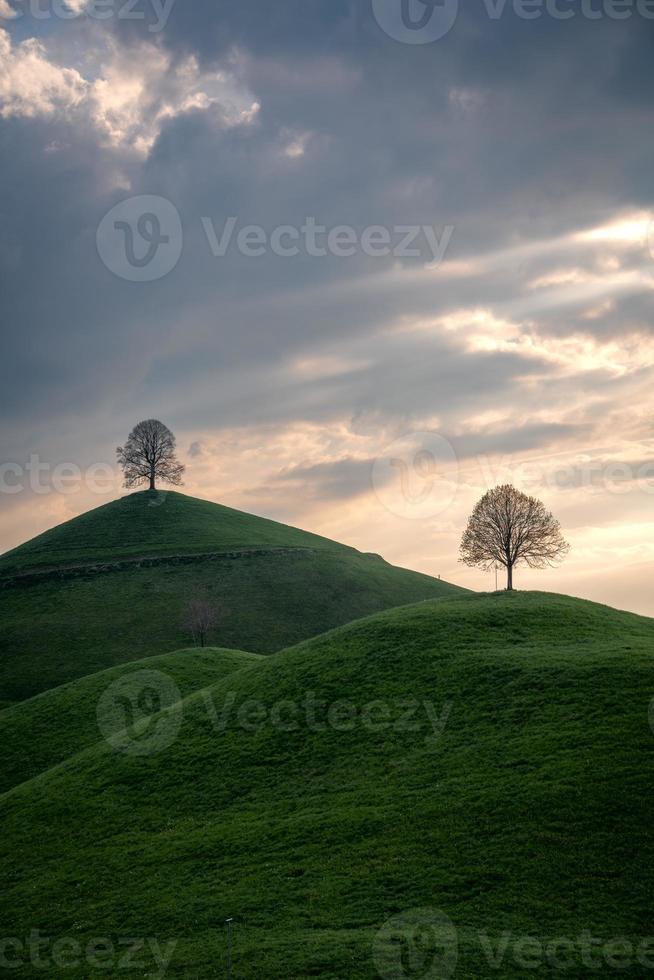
[[1, 0, 654, 614]]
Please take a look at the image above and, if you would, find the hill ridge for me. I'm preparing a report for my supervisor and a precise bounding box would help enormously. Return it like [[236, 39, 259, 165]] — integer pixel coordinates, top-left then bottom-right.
[[0, 490, 465, 704], [0, 490, 359, 575], [0, 645, 263, 794]]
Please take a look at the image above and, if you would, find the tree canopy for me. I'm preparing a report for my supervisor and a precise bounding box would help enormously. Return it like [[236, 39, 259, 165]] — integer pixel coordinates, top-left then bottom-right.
[[116, 419, 185, 491], [460, 484, 569, 590]]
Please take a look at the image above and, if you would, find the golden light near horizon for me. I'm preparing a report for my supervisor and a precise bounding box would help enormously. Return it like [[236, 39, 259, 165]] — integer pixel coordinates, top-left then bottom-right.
[[4, 192, 654, 615], [4, 400, 654, 615], [575, 212, 654, 245]]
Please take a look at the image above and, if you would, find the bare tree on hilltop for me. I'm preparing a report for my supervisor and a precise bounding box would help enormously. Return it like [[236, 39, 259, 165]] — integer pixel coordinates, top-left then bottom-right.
[[117, 419, 185, 491], [459, 484, 569, 591]]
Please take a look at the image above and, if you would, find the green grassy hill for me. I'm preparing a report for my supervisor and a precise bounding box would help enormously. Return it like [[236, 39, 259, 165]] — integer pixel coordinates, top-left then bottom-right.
[[0, 491, 358, 574], [2, 591, 652, 978], [0, 491, 464, 705], [0, 646, 261, 795]]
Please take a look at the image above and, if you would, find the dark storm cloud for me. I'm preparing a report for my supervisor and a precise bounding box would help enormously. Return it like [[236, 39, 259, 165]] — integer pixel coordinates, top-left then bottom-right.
[[1, 0, 654, 471]]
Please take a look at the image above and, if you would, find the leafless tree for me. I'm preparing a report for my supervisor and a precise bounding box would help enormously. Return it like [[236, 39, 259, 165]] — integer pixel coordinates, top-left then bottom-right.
[[459, 484, 569, 590], [117, 419, 185, 491], [183, 596, 217, 648]]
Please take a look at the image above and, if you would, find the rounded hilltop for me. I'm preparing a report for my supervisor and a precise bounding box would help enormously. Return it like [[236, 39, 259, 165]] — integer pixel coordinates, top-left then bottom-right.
[[0, 490, 357, 576]]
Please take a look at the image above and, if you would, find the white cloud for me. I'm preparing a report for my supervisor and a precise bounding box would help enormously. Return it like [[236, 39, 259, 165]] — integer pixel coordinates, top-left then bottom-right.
[[0, 28, 259, 154], [576, 213, 652, 245], [89, 45, 259, 154], [0, 31, 88, 119], [278, 128, 313, 159]]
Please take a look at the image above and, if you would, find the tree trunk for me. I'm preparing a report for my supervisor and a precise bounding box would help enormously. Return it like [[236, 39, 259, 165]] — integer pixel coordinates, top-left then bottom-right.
[[506, 563, 513, 590], [149, 469, 155, 490]]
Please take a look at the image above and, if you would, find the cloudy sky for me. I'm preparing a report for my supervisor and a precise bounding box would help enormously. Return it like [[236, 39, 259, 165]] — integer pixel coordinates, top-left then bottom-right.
[[2, 0, 654, 614]]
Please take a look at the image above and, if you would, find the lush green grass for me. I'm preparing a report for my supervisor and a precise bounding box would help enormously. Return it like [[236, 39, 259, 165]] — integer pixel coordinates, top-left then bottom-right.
[[0, 491, 357, 575], [2, 591, 653, 978], [0, 647, 261, 795], [0, 493, 464, 705]]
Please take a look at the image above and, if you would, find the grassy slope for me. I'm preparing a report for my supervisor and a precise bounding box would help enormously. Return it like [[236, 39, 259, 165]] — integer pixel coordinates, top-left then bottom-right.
[[1, 592, 653, 978], [0, 492, 464, 705], [0, 491, 354, 574], [0, 647, 261, 795]]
